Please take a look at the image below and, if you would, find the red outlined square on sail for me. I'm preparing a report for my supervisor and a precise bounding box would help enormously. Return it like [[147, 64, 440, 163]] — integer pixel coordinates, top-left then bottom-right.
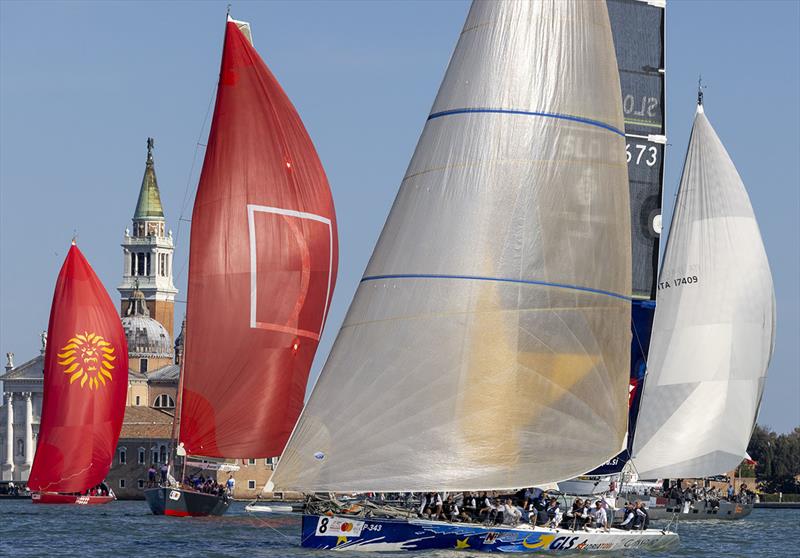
[[247, 204, 333, 340]]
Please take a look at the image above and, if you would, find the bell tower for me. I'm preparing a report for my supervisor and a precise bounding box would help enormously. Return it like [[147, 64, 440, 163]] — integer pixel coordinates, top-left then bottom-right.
[[118, 138, 178, 336]]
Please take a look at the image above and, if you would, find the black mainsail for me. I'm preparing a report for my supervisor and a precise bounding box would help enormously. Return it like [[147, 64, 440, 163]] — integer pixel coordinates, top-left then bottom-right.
[[589, 0, 666, 476], [609, 0, 666, 301]]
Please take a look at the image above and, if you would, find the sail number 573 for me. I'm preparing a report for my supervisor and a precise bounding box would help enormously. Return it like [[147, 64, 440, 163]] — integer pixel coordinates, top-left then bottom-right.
[[626, 144, 658, 167]]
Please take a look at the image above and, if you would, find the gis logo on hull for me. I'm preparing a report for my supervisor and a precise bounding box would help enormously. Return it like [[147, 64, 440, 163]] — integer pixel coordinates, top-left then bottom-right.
[[549, 536, 580, 550]]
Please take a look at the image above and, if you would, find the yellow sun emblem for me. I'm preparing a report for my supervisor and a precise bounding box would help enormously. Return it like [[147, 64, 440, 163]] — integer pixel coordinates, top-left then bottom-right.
[[57, 332, 116, 390]]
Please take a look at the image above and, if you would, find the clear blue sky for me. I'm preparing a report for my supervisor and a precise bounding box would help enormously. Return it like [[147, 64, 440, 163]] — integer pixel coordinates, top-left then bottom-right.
[[1, 1, 798, 433]]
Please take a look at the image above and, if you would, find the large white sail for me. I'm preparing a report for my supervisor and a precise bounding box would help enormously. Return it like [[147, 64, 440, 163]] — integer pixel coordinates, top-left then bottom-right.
[[270, 0, 631, 493], [630, 103, 775, 479]]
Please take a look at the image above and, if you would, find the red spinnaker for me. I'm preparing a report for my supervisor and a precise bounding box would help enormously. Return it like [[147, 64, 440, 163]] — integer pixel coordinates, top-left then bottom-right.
[[180, 21, 338, 458], [28, 244, 129, 492]]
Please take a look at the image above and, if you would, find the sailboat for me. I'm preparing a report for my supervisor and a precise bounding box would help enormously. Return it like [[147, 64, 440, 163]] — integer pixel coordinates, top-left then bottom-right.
[[143, 14, 338, 517], [29, 242, 128, 505], [621, 89, 776, 520], [557, 0, 667, 497], [263, 0, 678, 552]]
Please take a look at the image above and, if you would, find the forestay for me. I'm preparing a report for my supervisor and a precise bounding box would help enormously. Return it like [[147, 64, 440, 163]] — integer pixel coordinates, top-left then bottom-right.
[[631, 104, 775, 479], [270, 0, 631, 492]]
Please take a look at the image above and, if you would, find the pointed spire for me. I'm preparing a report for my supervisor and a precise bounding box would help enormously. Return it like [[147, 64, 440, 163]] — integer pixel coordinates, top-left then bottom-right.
[[133, 137, 165, 222]]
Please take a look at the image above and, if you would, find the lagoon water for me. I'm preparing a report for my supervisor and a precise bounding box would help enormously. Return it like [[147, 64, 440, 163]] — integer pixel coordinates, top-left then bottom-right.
[[1, 500, 796, 557]]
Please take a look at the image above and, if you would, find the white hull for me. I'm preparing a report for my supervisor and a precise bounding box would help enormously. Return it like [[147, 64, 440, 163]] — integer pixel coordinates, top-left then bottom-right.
[[246, 503, 296, 513], [557, 477, 613, 496]]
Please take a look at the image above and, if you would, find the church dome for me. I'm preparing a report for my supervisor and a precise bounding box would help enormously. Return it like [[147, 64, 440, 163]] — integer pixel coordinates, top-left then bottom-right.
[[121, 289, 172, 358]]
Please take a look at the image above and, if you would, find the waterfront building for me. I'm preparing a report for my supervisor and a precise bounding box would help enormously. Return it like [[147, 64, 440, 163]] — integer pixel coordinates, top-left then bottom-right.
[[217, 457, 280, 500], [0, 343, 44, 482]]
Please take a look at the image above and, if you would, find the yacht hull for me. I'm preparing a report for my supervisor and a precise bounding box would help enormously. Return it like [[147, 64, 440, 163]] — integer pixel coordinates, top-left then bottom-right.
[[647, 500, 752, 521], [32, 492, 114, 505], [300, 514, 679, 552], [616, 493, 753, 521], [143, 487, 230, 517]]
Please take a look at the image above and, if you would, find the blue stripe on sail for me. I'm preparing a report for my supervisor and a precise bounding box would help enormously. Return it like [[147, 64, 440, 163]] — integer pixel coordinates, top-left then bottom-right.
[[427, 107, 625, 137], [361, 273, 631, 301]]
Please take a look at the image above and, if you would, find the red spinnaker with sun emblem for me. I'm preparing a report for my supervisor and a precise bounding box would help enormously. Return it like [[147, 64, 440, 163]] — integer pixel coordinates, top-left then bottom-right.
[[180, 20, 338, 458], [28, 244, 129, 492]]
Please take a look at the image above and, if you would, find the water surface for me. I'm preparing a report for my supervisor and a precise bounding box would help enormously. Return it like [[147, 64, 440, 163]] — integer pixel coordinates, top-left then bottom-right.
[[1, 500, 796, 557]]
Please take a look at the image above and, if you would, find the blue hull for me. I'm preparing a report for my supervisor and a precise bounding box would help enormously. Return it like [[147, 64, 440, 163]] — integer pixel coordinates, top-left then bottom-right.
[[301, 514, 678, 552]]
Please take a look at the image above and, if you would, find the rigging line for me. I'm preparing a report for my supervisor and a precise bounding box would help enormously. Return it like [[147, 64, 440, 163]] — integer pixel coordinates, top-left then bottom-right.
[[427, 107, 625, 137], [246, 507, 296, 541], [361, 273, 632, 302], [34, 462, 94, 493], [174, 80, 218, 282], [632, 314, 649, 368]]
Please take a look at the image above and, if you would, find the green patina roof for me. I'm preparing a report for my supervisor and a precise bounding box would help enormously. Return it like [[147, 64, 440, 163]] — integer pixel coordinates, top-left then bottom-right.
[[134, 137, 165, 221]]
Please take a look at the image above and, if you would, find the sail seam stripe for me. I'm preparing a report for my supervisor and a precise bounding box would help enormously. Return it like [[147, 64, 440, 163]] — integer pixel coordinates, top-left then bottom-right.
[[361, 274, 631, 301], [427, 108, 625, 137]]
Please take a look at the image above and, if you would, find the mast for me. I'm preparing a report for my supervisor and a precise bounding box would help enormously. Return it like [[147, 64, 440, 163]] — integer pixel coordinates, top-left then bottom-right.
[[169, 318, 187, 476]]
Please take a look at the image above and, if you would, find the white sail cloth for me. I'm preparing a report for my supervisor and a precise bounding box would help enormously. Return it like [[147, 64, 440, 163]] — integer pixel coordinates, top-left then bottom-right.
[[631, 106, 775, 479], [270, 0, 631, 492]]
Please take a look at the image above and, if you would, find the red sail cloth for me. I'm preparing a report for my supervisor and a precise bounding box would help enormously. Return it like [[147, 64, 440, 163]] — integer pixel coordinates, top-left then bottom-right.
[[28, 245, 129, 492], [180, 21, 338, 458]]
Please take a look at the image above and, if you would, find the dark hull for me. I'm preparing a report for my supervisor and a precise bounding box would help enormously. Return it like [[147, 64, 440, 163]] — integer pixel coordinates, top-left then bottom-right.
[[143, 487, 230, 517], [617, 493, 753, 521], [648, 500, 753, 521]]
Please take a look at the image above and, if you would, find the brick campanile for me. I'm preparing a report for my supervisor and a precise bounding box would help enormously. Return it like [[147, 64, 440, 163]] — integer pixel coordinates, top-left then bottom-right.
[[118, 138, 178, 337]]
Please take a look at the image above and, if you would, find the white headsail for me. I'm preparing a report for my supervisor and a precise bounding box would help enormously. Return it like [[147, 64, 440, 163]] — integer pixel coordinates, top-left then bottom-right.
[[270, 0, 631, 493], [630, 103, 775, 479]]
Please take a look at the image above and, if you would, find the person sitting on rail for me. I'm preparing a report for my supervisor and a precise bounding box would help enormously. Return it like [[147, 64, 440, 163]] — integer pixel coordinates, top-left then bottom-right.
[[529, 493, 548, 527], [591, 500, 609, 532], [488, 498, 504, 525], [443, 495, 459, 522], [460, 492, 477, 522], [544, 498, 562, 528], [503, 498, 522, 526], [619, 502, 636, 530], [633, 501, 649, 530], [431, 492, 445, 521], [575, 498, 592, 530], [417, 492, 430, 518], [566, 498, 584, 530], [478, 494, 495, 523]]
